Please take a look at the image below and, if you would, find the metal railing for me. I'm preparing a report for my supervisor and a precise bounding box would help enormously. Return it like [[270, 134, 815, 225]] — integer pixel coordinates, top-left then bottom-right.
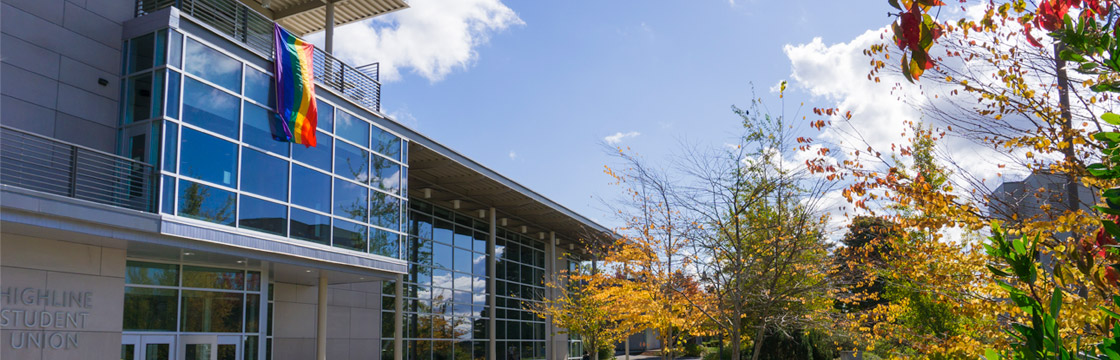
[[0, 126, 157, 212], [136, 0, 382, 112]]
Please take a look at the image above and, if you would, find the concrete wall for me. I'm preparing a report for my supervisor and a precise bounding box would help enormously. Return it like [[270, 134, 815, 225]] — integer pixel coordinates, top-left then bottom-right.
[[0, 233, 126, 360], [1, 0, 132, 153], [272, 280, 383, 360]]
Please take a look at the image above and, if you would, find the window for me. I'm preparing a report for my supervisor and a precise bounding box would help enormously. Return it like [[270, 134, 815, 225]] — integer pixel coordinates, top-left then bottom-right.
[[372, 126, 401, 161], [179, 128, 237, 187], [318, 102, 334, 133], [244, 67, 272, 107], [178, 179, 236, 226], [184, 38, 242, 93], [334, 178, 367, 222], [290, 208, 330, 245], [241, 148, 288, 201], [182, 78, 240, 139], [243, 103, 289, 155], [292, 132, 331, 171], [333, 219, 367, 252], [291, 165, 330, 213], [240, 196, 287, 236], [335, 141, 369, 182], [335, 111, 369, 147], [372, 156, 401, 194]]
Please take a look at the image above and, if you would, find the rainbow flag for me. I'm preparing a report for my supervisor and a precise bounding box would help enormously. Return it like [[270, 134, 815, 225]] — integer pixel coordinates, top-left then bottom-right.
[[272, 23, 317, 147]]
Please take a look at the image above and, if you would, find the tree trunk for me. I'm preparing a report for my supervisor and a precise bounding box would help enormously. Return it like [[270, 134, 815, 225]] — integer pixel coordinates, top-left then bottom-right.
[[1054, 43, 1079, 216], [731, 317, 742, 360], [749, 322, 766, 360]]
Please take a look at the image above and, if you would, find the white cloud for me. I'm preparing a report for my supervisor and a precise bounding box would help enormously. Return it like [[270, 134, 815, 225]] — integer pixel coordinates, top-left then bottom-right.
[[307, 0, 524, 82], [604, 131, 641, 145], [508, 150, 517, 160]]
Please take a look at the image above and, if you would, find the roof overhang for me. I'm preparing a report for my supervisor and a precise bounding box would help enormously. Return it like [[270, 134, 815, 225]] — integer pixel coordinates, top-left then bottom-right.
[[407, 143, 613, 257], [253, 0, 409, 36]]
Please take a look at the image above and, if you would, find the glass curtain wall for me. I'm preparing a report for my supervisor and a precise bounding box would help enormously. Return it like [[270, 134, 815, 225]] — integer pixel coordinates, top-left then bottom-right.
[[123, 260, 266, 359], [494, 228, 547, 360], [386, 200, 490, 360], [121, 29, 408, 258]]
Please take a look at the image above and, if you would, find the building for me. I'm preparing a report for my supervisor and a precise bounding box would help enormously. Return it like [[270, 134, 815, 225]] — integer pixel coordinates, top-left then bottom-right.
[[0, 0, 608, 359]]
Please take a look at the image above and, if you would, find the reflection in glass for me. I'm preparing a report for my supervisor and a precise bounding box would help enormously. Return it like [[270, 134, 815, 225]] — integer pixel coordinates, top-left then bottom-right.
[[454, 248, 472, 274], [372, 126, 401, 161], [146, 344, 171, 360], [292, 133, 331, 171], [167, 71, 181, 119], [247, 271, 261, 291], [371, 228, 399, 258], [244, 67, 272, 107], [169, 31, 182, 68], [370, 191, 400, 231], [335, 111, 369, 147], [182, 78, 240, 139], [454, 226, 472, 251], [163, 122, 178, 172], [243, 104, 289, 155], [334, 179, 367, 222], [241, 148, 288, 201], [180, 128, 237, 186], [318, 102, 334, 133], [290, 165, 330, 213], [183, 265, 245, 290], [290, 208, 330, 245], [123, 287, 178, 330], [184, 38, 242, 92], [245, 294, 261, 332], [239, 196, 287, 236], [434, 220, 453, 245], [178, 179, 236, 226], [126, 73, 154, 124], [217, 344, 237, 360], [162, 175, 175, 214], [181, 290, 244, 332], [244, 336, 259, 360], [126, 261, 179, 285], [433, 243, 452, 270], [185, 344, 212, 360], [413, 213, 433, 239], [335, 141, 369, 182], [333, 219, 367, 252], [371, 156, 400, 194]]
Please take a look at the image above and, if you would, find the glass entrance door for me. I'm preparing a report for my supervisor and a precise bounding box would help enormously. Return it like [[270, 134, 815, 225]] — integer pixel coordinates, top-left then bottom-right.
[[180, 335, 241, 360], [122, 335, 175, 360]]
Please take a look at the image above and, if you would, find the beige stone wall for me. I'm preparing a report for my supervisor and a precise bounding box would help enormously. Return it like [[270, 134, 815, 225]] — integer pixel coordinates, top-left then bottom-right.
[[272, 281, 383, 360], [0, 233, 126, 360]]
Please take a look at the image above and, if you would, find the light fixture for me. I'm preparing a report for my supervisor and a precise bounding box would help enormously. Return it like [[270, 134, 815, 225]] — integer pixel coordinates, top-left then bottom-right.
[[422, 188, 432, 199], [520, 226, 527, 233], [452, 200, 461, 209], [183, 252, 194, 256], [305, 270, 312, 273], [500, 218, 508, 226], [538, 232, 545, 240], [236, 260, 245, 264]]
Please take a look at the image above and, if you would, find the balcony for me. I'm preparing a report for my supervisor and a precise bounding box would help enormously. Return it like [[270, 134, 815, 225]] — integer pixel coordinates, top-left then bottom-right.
[[0, 126, 157, 213], [136, 0, 384, 112]]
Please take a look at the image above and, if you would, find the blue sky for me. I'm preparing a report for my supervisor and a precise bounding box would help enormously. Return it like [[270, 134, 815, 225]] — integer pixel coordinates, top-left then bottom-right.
[[312, 0, 917, 229]]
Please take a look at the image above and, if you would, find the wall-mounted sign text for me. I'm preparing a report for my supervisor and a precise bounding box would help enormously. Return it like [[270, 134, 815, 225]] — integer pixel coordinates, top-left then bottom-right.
[[0, 287, 92, 350]]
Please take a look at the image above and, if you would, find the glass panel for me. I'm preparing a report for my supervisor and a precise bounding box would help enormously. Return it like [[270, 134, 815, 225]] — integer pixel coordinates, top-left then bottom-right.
[[434, 220, 453, 245], [371, 155, 401, 194], [454, 227, 472, 251], [167, 71, 182, 120], [247, 271, 261, 291], [433, 243, 452, 270], [126, 73, 153, 124], [292, 132, 331, 170], [454, 248, 472, 274], [473, 231, 486, 254], [318, 102, 334, 133], [169, 30, 183, 68], [246, 294, 261, 332], [371, 228, 399, 258], [290, 208, 330, 245], [181, 290, 244, 332], [241, 148, 288, 201], [178, 179, 236, 226], [372, 126, 401, 161], [415, 213, 433, 240], [182, 78, 240, 139], [184, 344, 211, 360], [163, 123, 178, 172], [335, 111, 369, 147], [333, 219, 367, 252], [244, 336, 259, 360], [244, 67, 272, 107], [121, 344, 135, 360], [335, 178, 367, 222], [218, 344, 237, 360], [184, 38, 242, 92], [291, 165, 331, 212], [154, 30, 167, 68], [122, 287, 177, 330], [239, 196, 287, 236], [180, 128, 237, 186], [472, 254, 486, 276], [126, 261, 179, 285], [183, 265, 245, 290], [335, 141, 369, 182], [370, 191, 400, 231], [243, 103, 289, 155], [146, 343, 170, 360], [129, 33, 154, 73], [161, 175, 175, 214]]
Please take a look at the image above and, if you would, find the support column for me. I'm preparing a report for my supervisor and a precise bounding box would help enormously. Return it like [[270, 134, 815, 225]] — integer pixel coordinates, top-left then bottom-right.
[[546, 232, 557, 360], [394, 274, 404, 360], [324, 0, 335, 53], [488, 208, 498, 359], [317, 273, 328, 360]]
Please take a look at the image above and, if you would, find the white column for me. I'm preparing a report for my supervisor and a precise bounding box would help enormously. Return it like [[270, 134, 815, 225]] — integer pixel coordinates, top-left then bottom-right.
[[488, 208, 498, 359], [394, 274, 404, 360], [317, 273, 328, 360]]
